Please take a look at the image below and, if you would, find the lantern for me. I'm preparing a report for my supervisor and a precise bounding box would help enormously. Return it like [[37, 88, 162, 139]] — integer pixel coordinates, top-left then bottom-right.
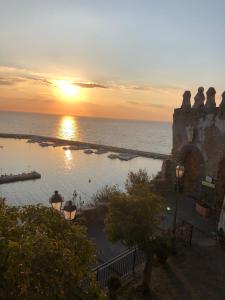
[[63, 200, 77, 221], [49, 190, 64, 211]]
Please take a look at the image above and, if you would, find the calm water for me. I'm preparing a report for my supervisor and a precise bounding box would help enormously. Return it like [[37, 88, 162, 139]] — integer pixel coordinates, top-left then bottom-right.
[[0, 111, 172, 154], [0, 139, 162, 206], [0, 111, 172, 206]]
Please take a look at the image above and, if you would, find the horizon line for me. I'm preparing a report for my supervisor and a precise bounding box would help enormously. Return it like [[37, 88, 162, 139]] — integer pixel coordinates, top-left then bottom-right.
[[0, 109, 172, 124]]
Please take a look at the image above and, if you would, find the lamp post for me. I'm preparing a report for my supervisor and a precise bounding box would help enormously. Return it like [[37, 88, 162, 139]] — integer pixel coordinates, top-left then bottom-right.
[[172, 163, 185, 246], [49, 190, 78, 221], [49, 190, 64, 211], [63, 200, 77, 221]]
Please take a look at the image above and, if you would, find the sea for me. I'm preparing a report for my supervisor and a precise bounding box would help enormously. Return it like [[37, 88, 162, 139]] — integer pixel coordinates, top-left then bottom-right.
[[0, 111, 172, 206]]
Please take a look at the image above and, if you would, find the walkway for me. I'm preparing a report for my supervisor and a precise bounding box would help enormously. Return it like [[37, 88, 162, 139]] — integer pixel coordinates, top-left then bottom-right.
[[87, 193, 218, 263], [165, 193, 217, 245]]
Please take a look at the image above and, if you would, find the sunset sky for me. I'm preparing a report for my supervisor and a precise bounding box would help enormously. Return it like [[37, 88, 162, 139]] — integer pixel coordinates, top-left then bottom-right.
[[0, 0, 225, 121]]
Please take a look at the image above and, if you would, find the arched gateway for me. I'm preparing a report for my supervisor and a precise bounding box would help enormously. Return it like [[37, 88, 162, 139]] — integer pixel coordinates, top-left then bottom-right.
[[155, 87, 225, 223], [178, 145, 205, 198]]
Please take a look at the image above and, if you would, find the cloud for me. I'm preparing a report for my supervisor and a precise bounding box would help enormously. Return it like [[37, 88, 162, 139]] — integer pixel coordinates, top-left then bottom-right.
[[74, 82, 108, 89], [0, 77, 25, 85], [23, 75, 52, 86], [126, 85, 153, 91], [0, 79, 13, 85], [108, 81, 183, 93], [0, 65, 183, 93]]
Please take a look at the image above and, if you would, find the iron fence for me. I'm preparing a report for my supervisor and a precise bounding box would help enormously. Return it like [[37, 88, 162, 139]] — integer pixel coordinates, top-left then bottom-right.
[[93, 219, 203, 286], [93, 247, 145, 286]]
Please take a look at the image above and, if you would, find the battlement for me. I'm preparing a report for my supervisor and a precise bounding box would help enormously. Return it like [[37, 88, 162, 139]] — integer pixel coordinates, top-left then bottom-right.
[[177, 87, 225, 112]]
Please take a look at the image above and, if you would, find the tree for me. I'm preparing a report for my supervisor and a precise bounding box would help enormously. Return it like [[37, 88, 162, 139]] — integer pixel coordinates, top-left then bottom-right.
[[106, 276, 121, 300], [125, 169, 152, 195], [105, 170, 169, 293], [0, 198, 104, 300], [93, 185, 120, 206]]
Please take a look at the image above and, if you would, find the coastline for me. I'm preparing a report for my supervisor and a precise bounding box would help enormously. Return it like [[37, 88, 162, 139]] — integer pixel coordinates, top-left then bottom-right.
[[0, 133, 170, 160]]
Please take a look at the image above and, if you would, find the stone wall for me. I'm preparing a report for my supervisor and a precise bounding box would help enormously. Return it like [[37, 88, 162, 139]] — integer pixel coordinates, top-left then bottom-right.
[[173, 107, 225, 178], [173, 88, 225, 177], [161, 87, 225, 209]]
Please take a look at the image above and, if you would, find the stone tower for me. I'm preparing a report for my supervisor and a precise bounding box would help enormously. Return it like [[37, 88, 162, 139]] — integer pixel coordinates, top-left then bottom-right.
[[159, 87, 225, 212]]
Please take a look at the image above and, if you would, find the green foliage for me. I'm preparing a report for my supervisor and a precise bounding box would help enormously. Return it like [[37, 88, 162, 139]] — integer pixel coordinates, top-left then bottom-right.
[[151, 234, 173, 264], [104, 170, 171, 291], [93, 185, 120, 206], [217, 228, 225, 251], [106, 276, 121, 292], [125, 169, 152, 195], [0, 198, 104, 300], [105, 188, 165, 252]]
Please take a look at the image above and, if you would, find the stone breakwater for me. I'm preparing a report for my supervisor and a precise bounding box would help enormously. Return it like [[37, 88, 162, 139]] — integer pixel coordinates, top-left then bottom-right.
[[0, 133, 170, 160], [0, 171, 41, 184]]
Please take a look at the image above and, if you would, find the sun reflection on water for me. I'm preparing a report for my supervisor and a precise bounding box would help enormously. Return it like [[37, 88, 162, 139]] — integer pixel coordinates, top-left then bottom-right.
[[64, 149, 73, 171], [58, 116, 78, 140]]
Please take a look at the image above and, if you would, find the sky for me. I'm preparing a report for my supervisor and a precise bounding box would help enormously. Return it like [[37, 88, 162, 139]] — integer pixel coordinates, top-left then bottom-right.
[[0, 0, 225, 121]]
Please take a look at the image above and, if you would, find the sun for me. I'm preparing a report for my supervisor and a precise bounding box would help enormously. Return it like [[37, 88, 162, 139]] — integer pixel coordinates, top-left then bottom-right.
[[53, 80, 80, 100]]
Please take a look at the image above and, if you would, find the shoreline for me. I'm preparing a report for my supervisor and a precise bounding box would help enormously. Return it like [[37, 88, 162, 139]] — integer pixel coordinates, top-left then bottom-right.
[[0, 133, 170, 160]]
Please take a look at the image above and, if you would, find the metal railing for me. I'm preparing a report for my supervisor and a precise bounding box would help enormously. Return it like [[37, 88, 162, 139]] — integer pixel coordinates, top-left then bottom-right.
[[92, 219, 201, 286], [93, 247, 145, 286]]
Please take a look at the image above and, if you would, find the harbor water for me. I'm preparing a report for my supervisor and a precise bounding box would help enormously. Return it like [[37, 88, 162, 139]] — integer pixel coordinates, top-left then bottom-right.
[[0, 111, 172, 206]]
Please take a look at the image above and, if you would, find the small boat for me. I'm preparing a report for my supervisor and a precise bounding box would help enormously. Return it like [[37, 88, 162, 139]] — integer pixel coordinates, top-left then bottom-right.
[[27, 139, 37, 143], [94, 149, 108, 155], [108, 153, 118, 159], [118, 153, 138, 161], [84, 149, 93, 154], [68, 145, 89, 151], [53, 142, 67, 147], [39, 142, 52, 147]]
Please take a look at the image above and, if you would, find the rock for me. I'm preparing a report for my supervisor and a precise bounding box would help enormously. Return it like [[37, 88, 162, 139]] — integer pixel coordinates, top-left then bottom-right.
[[192, 87, 205, 109], [205, 87, 216, 112], [181, 91, 191, 109]]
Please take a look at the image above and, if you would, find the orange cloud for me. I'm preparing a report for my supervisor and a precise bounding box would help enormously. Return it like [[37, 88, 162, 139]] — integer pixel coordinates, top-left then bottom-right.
[[0, 65, 183, 121]]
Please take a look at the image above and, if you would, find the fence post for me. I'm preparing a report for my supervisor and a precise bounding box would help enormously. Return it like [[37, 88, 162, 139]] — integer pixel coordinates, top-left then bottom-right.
[[189, 225, 193, 246], [132, 249, 137, 274], [96, 267, 99, 282]]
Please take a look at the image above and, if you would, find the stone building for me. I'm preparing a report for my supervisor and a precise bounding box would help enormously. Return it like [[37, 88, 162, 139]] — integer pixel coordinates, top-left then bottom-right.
[[159, 87, 225, 213]]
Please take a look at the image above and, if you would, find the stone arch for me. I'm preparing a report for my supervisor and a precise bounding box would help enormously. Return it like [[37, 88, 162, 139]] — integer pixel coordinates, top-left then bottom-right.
[[216, 157, 225, 211], [177, 145, 205, 199]]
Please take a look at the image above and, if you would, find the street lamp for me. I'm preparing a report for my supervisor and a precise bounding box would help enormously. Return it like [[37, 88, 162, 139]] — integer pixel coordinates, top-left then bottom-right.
[[175, 164, 185, 183], [63, 200, 77, 221], [172, 163, 185, 246], [49, 190, 64, 211]]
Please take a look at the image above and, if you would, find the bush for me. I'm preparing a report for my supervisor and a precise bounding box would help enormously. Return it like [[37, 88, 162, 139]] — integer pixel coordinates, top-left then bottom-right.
[[107, 276, 121, 300], [152, 234, 173, 264], [0, 198, 104, 300], [218, 228, 225, 251]]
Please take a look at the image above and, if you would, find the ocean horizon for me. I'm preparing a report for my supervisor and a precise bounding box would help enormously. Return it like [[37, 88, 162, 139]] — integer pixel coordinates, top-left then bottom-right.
[[0, 111, 172, 154], [0, 111, 171, 206]]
